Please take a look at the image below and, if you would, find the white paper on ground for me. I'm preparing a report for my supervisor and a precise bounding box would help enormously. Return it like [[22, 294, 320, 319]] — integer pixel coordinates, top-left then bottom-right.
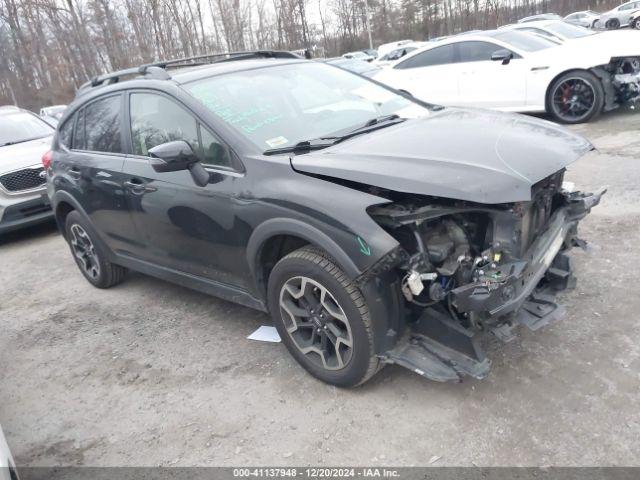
[[247, 325, 281, 343]]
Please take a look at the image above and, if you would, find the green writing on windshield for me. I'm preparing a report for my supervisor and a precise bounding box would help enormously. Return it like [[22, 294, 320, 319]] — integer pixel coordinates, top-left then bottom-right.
[[189, 85, 283, 135]]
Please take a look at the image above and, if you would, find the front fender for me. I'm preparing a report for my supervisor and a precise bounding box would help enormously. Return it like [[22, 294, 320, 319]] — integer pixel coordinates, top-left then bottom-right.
[[246, 217, 361, 281]]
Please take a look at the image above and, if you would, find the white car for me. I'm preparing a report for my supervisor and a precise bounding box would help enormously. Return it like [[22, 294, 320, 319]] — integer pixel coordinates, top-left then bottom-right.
[[373, 30, 640, 124], [341, 51, 374, 62], [518, 13, 562, 23], [376, 39, 414, 58], [501, 20, 640, 47], [39, 104, 67, 126], [373, 42, 427, 67], [595, 0, 640, 29], [564, 10, 601, 28], [0, 425, 18, 480], [0, 106, 55, 234]]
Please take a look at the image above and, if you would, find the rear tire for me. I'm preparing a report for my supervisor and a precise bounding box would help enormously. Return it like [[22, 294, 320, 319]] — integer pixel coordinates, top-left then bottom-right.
[[267, 246, 380, 387], [632, 17, 640, 30], [606, 18, 620, 29], [547, 70, 604, 124], [65, 211, 127, 289]]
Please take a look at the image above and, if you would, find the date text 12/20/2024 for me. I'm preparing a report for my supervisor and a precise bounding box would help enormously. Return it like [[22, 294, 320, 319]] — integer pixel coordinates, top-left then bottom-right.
[[233, 468, 401, 478]]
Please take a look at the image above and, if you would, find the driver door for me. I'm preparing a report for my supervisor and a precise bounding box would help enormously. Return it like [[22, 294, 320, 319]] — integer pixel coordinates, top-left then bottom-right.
[[455, 41, 528, 109], [121, 90, 248, 288]]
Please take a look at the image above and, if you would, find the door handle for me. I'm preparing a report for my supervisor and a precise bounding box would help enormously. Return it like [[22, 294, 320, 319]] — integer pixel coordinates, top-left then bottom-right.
[[68, 167, 81, 179], [124, 179, 157, 194]]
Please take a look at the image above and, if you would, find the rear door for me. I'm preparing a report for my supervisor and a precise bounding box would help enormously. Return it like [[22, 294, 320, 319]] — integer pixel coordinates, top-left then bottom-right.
[[456, 41, 528, 109], [121, 90, 247, 287], [56, 94, 141, 255], [391, 44, 460, 105]]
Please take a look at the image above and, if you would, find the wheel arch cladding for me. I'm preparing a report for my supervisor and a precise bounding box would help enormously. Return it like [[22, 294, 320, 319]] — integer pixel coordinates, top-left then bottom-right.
[[51, 190, 114, 260], [247, 218, 362, 297], [52, 190, 88, 238], [55, 200, 75, 237], [248, 219, 406, 354]]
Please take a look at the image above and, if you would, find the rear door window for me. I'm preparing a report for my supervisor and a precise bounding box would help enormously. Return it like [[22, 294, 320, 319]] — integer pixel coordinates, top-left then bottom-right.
[[80, 95, 123, 153]]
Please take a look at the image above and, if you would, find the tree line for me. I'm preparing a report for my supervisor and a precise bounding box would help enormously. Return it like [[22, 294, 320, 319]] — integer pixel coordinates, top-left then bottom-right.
[[0, 0, 621, 110]]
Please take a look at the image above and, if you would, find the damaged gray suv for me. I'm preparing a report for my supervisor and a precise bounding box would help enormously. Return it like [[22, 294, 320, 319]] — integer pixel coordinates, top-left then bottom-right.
[[47, 52, 605, 387]]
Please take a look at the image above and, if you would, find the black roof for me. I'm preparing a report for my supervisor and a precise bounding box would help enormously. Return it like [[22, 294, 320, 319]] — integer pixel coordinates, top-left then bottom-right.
[[78, 50, 303, 95]]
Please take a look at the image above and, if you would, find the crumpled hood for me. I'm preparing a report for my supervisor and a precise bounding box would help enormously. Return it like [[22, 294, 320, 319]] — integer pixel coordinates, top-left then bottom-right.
[[0, 136, 53, 173], [290, 108, 593, 204]]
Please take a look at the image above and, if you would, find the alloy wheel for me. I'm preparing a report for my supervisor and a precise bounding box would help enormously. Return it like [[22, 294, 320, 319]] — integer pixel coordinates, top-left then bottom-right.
[[279, 276, 353, 371], [633, 18, 640, 30], [552, 78, 596, 123], [70, 224, 101, 279]]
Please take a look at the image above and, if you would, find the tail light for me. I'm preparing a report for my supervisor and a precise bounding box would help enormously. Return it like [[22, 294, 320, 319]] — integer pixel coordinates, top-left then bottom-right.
[[42, 150, 52, 169]]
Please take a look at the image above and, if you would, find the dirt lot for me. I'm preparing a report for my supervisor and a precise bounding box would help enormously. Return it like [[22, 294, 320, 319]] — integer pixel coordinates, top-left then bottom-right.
[[1, 109, 639, 467]]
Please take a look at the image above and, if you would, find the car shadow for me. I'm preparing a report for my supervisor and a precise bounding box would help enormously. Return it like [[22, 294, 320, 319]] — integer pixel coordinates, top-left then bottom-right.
[[0, 220, 59, 247]]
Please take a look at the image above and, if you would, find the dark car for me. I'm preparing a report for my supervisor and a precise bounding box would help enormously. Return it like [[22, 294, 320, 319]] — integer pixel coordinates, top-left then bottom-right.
[[46, 51, 604, 387]]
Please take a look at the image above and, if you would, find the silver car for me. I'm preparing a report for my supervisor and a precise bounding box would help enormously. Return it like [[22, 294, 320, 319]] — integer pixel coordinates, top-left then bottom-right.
[[0, 106, 54, 234], [564, 10, 601, 28], [595, 0, 640, 29], [39, 104, 67, 126]]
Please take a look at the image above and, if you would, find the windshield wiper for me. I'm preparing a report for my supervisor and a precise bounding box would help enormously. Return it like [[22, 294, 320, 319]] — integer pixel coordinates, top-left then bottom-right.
[[263, 138, 338, 155], [262, 115, 406, 156], [335, 114, 406, 139]]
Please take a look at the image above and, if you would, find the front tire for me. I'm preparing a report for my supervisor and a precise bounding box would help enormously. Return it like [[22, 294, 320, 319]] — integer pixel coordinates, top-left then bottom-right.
[[65, 211, 127, 289], [547, 70, 604, 124], [267, 246, 380, 387]]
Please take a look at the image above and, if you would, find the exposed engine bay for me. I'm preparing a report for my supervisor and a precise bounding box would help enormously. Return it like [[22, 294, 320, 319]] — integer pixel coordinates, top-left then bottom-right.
[[596, 57, 640, 109], [365, 170, 606, 382]]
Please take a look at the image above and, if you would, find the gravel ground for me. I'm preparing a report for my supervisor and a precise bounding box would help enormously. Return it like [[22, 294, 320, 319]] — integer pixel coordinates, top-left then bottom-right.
[[1, 109, 639, 467]]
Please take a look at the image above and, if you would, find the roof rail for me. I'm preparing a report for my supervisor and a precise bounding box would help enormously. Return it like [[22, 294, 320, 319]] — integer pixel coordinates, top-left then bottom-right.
[[77, 50, 301, 95], [146, 49, 301, 69]]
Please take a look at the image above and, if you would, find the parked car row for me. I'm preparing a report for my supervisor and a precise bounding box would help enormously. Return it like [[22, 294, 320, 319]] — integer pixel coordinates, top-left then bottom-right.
[[337, 0, 640, 66], [373, 27, 640, 124], [519, 1, 640, 30]]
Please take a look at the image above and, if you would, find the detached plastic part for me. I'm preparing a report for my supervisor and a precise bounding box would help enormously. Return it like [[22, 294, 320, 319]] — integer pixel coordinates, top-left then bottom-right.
[[383, 308, 490, 382]]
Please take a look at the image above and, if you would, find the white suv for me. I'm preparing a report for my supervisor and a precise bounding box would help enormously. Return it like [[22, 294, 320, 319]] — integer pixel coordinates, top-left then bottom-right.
[[0, 106, 54, 234]]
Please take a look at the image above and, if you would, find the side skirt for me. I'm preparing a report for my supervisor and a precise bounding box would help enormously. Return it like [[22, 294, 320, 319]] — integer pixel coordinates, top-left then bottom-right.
[[114, 253, 267, 312]]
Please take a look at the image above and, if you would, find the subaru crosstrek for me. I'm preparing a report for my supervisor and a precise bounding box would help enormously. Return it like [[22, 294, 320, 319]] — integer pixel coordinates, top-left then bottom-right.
[[46, 51, 604, 387]]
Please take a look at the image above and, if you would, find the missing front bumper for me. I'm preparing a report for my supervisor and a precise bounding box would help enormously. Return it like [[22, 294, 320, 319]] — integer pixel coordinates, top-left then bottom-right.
[[380, 187, 605, 383]]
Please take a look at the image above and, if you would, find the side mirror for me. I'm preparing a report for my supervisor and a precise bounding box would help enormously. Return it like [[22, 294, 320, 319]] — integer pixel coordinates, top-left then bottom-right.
[[491, 49, 514, 65], [148, 140, 210, 187], [148, 140, 199, 173]]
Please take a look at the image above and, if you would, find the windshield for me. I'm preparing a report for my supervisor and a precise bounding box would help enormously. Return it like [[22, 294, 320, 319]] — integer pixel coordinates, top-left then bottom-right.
[[185, 62, 429, 152], [492, 30, 558, 51], [0, 111, 54, 146], [546, 22, 596, 38]]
